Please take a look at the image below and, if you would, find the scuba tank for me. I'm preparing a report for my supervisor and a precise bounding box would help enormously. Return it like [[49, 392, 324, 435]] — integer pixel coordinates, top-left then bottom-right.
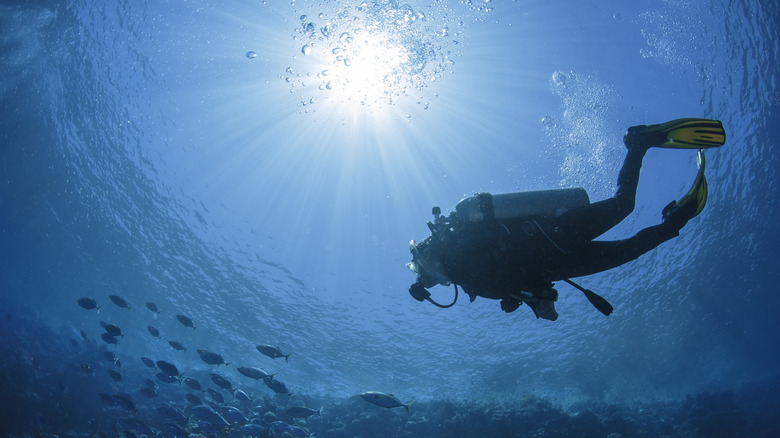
[[454, 188, 590, 223]]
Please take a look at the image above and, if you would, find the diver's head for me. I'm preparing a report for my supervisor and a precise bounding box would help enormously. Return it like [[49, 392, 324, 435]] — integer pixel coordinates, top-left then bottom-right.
[[407, 239, 451, 288]]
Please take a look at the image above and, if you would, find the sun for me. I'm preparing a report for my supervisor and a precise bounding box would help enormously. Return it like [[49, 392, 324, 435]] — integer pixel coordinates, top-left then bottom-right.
[[282, 3, 460, 115], [326, 30, 411, 107]]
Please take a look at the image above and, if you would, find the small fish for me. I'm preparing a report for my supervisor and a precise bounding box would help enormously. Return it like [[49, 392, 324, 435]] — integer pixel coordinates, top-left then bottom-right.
[[237, 366, 274, 381], [192, 404, 218, 420], [113, 393, 137, 411], [140, 356, 156, 368], [360, 391, 411, 412], [168, 340, 186, 351], [100, 333, 118, 345], [100, 322, 123, 337], [108, 294, 130, 309], [127, 419, 155, 436], [182, 376, 202, 391], [208, 413, 231, 427], [198, 420, 219, 434], [234, 389, 251, 401], [142, 377, 157, 389], [156, 360, 180, 377], [164, 422, 188, 438], [104, 351, 117, 363], [157, 404, 187, 422], [77, 297, 100, 311], [34, 412, 45, 432], [81, 363, 94, 374], [176, 314, 196, 329], [239, 424, 266, 436], [147, 325, 161, 338], [256, 344, 290, 362], [198, 349, 228, 367], [156, 372, 179, 384], [185, 393, 203, 405], [221, 406, 248, 425], [269, 421, 292, 433], [288, 425, 311, 437], [97, 392, 115, 406], [140, 387, 157, 398], [210, 373, 233, 391], [264, 377, 291, 396], [108, 369, 122, 382], [285, 406, 320, 418], [144, 301, 159, 313], [206, 388, 225, 404]]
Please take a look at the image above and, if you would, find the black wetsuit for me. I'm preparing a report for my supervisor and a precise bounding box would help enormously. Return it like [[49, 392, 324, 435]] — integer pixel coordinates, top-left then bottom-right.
[[435, 146, 680, 306]]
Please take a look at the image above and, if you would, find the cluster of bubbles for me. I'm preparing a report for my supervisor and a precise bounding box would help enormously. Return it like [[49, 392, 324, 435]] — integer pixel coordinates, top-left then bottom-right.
[[543, 70, 623, 197], [283, 0, 466, 111]]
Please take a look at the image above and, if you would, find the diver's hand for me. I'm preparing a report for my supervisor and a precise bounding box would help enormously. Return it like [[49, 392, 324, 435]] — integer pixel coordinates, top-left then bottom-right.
[[529, 299, 559, 321], [500, 298, 521, 313]]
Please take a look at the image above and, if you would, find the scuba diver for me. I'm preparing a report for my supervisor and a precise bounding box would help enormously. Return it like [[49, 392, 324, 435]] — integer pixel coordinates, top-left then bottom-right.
[[407, 118, 726, 321]]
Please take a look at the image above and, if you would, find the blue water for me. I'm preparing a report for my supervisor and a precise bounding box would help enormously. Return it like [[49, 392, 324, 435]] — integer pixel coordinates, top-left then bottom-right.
[[2, 0, 779, 436]]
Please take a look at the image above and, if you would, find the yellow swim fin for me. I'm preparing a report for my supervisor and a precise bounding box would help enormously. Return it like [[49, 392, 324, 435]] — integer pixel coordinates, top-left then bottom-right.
[[625, 118, 726, 149], [662, 150, 708, 228]]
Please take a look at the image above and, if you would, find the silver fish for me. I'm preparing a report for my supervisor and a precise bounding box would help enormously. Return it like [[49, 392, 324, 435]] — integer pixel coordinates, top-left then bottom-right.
[[285, 406, 320, 418], [108, 295, 130, 309], [360, 391, 411, 412], [237, 366, 274, 380], [221, 406, 248, 425], [182, 376, 202, 391], [108, 369, 122, 382], [156, 360, 180, 377], [113, 393, 136, 411], [77, 297, 99, 310], [264, 377, 291, 396], [176, 314, 196, 329], [185, 393, 202, 405], [256, 344, 290, 362], [234, 389, 251, 401], [210, 373, 233, 391], [156, 372, 178, 384], [192, 404, 217, 420], [198, 349, 228, 367], [168, 340, 186, 351], [100, 322, 123, 337], [206, 388, 225, 404], [157, 404, 187, 422]]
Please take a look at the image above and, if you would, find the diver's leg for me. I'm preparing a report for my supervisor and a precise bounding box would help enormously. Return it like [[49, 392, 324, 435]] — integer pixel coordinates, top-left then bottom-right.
[[553, 223, 679, 279], [551, 145, 647, 246]]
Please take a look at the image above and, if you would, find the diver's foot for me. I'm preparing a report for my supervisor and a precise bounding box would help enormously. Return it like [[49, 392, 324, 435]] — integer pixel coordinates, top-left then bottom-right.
[[663, 150, 708, 231], [662, 200, 696, 231], [623, 125, 666, 150]]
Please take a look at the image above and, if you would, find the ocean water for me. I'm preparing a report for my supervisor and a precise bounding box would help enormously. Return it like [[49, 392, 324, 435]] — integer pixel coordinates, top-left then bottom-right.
[[1, 0, 779, 436]]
